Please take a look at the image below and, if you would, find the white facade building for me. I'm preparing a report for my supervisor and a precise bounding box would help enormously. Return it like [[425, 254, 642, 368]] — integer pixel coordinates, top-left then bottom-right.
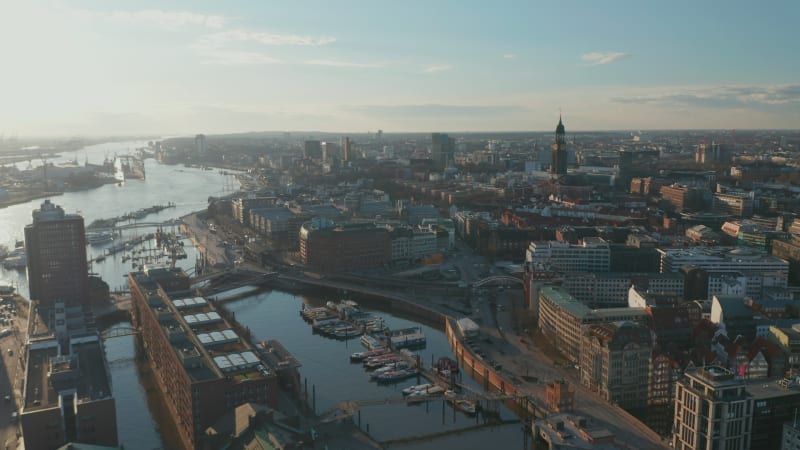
[[526, 238, 611, 273]]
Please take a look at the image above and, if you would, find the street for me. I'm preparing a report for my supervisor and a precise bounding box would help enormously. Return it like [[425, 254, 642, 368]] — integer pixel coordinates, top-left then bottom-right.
[[0, 298, 28, 450]]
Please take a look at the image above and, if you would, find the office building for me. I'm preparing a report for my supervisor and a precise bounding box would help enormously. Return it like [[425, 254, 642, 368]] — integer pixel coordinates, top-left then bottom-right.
[[748, 380, 800, 450], [551, 116, 568, 177], [772, 237, 800, 284], [769, 325, 800, 368], [562, 272, 684, 308], [129, 267, 291, 450], [25, 199, 88, 307], [532, 414, 618, 450], [303, 140, 322, 159], [195, 134, 207, 153], [657, 247, 788, 274], [431, 133, 455, 169], [580, 321, 652, 411], [526, 238, 611, 273], [695, 142, 732, 165], [299, 221, 391, 272], [21, 298, 118, 449], [713, 191, 754, 217], [342, 137, 352, 162], [231, 196, 277, 226], [538, 286, 649, 363], [389, 226, 438, 262], [660, 184, 704, 211], [609, 243, 661, 272], [672, 366, 752, 450], [21, 336, 118, 449]]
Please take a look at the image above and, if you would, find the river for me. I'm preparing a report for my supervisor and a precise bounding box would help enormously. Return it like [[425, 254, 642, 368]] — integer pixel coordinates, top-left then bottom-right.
[[0, 140, 523, 449]]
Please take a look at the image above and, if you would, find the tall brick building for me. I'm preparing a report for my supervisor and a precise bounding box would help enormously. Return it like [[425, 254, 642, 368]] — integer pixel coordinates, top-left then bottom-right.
[[129, 267, 294, 449], [299, 222, 391, 272], [25, 200, 88, 307]]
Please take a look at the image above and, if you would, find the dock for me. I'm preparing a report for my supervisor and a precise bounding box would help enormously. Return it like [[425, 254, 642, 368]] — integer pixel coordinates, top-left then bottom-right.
[[86, 203, 176, 229]]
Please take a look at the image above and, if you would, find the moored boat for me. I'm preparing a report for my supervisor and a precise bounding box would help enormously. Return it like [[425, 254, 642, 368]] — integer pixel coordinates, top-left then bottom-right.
[[364, 355, 402, 369], [370, 361, 411, 379], [360, 334, 385, 350], [454, 399, 477, 415], [350, 348, 388, 362], [374, 368, 418, 384], [388, 327, 426, 349], [402, 383, 433, 396]]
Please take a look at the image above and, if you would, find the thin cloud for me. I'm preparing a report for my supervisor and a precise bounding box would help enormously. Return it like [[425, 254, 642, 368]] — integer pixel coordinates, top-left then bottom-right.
[[581, 52, 632, 65], [200, 30, 335, 47], [503, 53, 516, 59], [193, 29, 334, 65], [92, 9, 229, 30], [348, 103, 525, 118], [305, 59, 383, 68], [200, 50, 282, 65], [612, 84, 800, 107], [423, 64, 453, 73]]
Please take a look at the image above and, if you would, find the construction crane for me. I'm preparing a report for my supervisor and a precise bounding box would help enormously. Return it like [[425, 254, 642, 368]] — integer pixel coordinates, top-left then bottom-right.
[[40, 154, 48, 190]]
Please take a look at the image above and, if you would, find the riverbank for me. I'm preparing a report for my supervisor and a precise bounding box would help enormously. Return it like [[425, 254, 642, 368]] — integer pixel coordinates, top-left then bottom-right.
[[0, 191, 63, 209]]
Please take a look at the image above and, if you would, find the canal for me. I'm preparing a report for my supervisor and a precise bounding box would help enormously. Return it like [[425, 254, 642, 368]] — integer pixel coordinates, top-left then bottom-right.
[[0, 140, 524, 449]]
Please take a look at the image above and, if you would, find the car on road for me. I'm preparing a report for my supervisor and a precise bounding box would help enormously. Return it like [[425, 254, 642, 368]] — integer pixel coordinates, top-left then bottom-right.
[[4, 395, 10, 402]]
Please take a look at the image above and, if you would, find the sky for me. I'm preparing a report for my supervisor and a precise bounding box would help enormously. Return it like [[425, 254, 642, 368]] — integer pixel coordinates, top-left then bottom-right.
[[0, 0, 798, 137]]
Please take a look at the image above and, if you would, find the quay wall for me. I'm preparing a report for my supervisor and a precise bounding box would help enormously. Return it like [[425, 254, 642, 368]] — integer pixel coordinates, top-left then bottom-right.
[[445, 318, 546, 419]]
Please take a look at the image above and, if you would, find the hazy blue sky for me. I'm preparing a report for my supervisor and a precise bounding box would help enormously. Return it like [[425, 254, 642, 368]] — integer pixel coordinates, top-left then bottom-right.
[[1, 0, 798, 136]]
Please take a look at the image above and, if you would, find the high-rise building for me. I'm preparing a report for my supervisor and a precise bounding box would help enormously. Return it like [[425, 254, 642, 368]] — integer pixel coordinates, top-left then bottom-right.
[[431, 133, 455, 169], [25, 199, 88, 306], [342, 137, 352, 162], [195, 134, 207, 153], [551, 116, 568, 177], [303, 140, 322, 159], [672, 366, 752, 450]]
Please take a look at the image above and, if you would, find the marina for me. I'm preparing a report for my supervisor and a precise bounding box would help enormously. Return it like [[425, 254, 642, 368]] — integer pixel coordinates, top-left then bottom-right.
[[226, 290, 521, 446]]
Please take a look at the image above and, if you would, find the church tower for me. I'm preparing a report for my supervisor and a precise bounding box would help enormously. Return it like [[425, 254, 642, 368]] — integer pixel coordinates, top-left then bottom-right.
[[551, 115, 568, 177]]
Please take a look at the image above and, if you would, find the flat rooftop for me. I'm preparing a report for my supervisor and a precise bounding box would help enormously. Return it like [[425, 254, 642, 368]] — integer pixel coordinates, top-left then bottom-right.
[[541, 286, 648, 322], [24, 337, 112, 413], [535, 414, 620, 450], [131, 269, 276, 383]]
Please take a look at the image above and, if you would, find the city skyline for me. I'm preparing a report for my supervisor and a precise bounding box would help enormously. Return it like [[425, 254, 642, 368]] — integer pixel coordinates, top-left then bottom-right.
[[1, 0, 798, 136]]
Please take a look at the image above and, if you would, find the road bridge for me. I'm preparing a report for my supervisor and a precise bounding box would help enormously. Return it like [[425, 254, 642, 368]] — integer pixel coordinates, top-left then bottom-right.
[[471, 275, 523, 288]]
